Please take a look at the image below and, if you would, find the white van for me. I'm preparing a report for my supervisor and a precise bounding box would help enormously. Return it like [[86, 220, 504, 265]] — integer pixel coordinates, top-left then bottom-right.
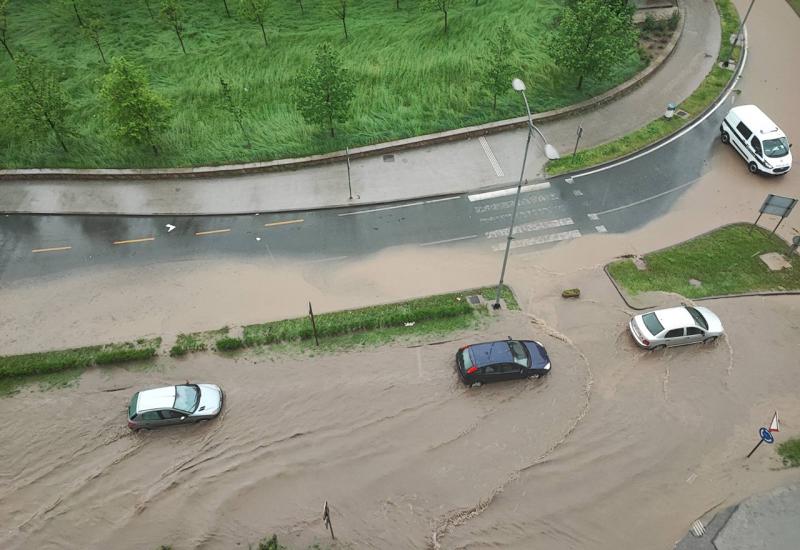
[[720, 105, 792, 175]]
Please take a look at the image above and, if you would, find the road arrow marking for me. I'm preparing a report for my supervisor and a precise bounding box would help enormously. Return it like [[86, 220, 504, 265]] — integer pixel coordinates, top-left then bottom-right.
[[166, 224, 176, 232]]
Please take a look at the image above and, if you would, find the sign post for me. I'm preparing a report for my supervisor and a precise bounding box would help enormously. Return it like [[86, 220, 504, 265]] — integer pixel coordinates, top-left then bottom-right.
[[308, 301, 319, 346], [751, 194, 798, 234], [746, 427, 775, 458], [322, 500, 335, 540]]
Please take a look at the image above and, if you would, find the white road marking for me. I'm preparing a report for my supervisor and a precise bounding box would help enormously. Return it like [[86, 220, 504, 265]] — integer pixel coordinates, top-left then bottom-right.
[[264, 219, 304, 227], [32, 246, 72, 253], [587, 213, 599, 220], [195, 228, 231, 236], [467, 182, 551, 202], [479, 136, 504, 177], [491, 230, 581, 251], [423, 196, 461, 204], [473, 192, 560, 214], [595, 225, 607, 233], [165, 223, 176, 232], [589, 179, 696, 216], [484, 217, 574, 239], [420, 234, 479, 247], [302, 255, 349, 264], [338, 196, 460, 217], [572, 189, 583, 196], [113, 236, 155, 245]]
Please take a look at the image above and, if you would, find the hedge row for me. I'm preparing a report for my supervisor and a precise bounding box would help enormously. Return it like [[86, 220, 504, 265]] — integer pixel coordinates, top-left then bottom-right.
[[0, 338, 161, 379]]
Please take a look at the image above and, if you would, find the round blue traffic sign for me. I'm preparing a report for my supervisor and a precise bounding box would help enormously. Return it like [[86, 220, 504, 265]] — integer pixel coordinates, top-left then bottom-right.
[[759, 427, 774, 444]]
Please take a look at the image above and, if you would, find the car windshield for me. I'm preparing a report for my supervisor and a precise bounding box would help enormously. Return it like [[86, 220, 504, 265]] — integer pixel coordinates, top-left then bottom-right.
[[128, 392, 139, 420], [641, 312, 664, 336], [685, 306, 708, 329], [174, 385, 200, 413], [763, 137, 789, 158], [507, 341, 530, 367]]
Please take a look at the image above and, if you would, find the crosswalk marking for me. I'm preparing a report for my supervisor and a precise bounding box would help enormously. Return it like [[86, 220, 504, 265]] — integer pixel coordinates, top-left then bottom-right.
[[467, 182, 550, 202], [478, 136, 504, 177], [491, 230, 581, 251], [484, 217, 574, 239]]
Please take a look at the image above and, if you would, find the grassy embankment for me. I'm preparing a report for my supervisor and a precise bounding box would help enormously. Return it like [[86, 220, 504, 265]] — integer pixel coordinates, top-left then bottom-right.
[[606, 224, 800, 299], [786, 0, 800, 18], [778, 438, 800, 467], [0, 0, 644, 169], [2, 285, 518, 393], [547, 0, 741, 176]]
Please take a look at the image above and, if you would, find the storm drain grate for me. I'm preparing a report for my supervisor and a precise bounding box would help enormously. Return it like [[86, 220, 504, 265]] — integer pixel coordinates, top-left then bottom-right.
[[383, 154, 395, 162], [676, 109, 689, 119], [466, 295, 481, 306]]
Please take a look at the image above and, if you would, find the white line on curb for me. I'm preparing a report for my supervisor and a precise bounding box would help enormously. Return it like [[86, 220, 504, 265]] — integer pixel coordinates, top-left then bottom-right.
[[468, 182, 550, 202], [420, 234, 479, 247], [479, 136, 504, 177]]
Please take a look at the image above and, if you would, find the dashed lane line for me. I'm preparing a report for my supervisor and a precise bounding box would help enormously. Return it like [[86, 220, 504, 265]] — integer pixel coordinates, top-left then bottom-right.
[[490, 230, 581, 251], [32, 246, 72, 254], [112, 237, 155, 245], [195, 228, 232, 236], [338, 196, 461, 217], [420, 234, 479, 247], [588, 179, 696, 217], [264, 219, 304, 228], [467, 182, 550, 202], [479, 136, 504, 177]]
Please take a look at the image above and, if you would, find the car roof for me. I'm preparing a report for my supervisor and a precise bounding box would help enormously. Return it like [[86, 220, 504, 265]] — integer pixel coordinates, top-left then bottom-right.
[[137, 386, 176, 412], [730, 105, 784, 139], [469, 340, 516, 365], [651, 307, 695, 330]]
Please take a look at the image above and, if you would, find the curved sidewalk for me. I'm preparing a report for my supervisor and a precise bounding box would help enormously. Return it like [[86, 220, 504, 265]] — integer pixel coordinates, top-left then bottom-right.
[[0, 0, 721, 216]]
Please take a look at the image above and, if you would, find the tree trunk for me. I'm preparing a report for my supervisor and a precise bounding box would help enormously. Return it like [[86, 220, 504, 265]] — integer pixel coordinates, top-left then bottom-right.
[[46, 117, 69, 153], [0, 39, 13, 61], [94, 39, 107, 64], [71, 1, 84, 26], [493, 93, 497, 111], [396, 0, 400, 9], [341, 13, 348, 40], [259, 21, 268, 47], [144, 0, 153, 17], [152, 143, 160, 156], [443, 9, 448, 34], [222, 0, 231, 17], [329, 109, 335, 137], [176, 28, 186, 54], [576, 74, 584, 90], [299, 0, 304, 15]]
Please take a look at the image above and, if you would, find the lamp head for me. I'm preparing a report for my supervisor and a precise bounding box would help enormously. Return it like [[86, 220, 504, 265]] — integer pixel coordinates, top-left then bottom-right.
[[512, 78, 526, 92]]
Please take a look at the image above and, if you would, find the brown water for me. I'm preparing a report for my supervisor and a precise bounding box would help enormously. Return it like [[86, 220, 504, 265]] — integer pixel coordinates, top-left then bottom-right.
[[3, 0, 800, 547]]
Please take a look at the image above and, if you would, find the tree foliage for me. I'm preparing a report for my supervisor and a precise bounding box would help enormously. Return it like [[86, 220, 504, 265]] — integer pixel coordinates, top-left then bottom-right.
[[7, 53, 72, 152], [480, 19, 515, 110], [160, 0, 187, 54], [219, 77, 251, 147], [326, 0, 349, 40], [239, 0, 270, 47], [99, 57, 170, 155], [295, 42, 355, 137], [546, 0, 638, 89]]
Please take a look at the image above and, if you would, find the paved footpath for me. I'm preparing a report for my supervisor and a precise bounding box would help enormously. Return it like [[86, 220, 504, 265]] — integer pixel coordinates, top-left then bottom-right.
[[0, 1, 719, 216]]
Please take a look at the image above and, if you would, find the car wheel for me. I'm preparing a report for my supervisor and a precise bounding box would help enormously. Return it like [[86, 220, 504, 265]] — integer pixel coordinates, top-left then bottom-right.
[[748, 161, 758, 174], [652, 344, 667, 351], [703, 336, 718, 344], [721, 131, 730, 144]]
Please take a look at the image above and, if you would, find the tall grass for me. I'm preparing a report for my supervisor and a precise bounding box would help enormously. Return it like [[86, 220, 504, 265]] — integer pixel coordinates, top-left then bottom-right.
[[0, 0, 644, 168]]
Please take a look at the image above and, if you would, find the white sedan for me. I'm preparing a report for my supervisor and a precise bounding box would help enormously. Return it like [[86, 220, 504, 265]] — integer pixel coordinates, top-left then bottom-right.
[[629, 306, 724, 350]]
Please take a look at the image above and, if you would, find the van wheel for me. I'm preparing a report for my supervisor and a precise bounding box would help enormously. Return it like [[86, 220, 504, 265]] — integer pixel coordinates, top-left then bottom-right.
[[748, 162, 758, 174], [703, 336, 718, 344], [720, 131, 730, 144]]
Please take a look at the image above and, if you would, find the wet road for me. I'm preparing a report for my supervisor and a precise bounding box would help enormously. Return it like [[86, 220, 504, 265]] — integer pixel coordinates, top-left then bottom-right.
[[0, 108, 726, 284]]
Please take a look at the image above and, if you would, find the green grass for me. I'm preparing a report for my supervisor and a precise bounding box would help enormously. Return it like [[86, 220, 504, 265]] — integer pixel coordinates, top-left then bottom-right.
[[778, 437, 800, 468], [786, 0, 800, 17], [0, 0, 645, 169], [170, 327, 228, 356], [0, 337, 161, 379], [546, 0, 740, 176], [606, 224, 800, 299]]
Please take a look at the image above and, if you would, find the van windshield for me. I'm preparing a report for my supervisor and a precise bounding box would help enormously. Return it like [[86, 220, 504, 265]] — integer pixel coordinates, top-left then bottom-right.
[[763, 137, 790, 158]]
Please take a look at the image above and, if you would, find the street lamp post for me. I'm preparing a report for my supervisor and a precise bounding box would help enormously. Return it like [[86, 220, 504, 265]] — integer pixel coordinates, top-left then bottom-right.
[[493, 78, 559, 310], [724, 0, 755, 68]]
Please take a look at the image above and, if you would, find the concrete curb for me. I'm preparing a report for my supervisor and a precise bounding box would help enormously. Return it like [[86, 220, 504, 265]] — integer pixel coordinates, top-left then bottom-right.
[[603, 223, 800, 312], [0, 4, 685, 182]]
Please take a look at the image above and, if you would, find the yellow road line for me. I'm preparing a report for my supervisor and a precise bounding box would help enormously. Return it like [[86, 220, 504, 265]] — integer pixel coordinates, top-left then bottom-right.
[[32, 246, 72, 254], [112, 237, 155, 245], [264, 219, 304, 228], [194, 228, 231, 236]]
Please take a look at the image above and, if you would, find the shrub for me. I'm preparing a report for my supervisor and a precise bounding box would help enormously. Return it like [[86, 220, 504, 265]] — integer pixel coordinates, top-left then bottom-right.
[[668, 10, 680, 31], [216, 337, 244, 351], [778, 438, 800, 468]]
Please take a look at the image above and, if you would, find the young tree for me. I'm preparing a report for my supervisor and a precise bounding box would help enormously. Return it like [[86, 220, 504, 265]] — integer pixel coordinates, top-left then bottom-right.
[[0, 0, 13, 60], [62, 0, 85, 27], [295, 42, 355, 137], [8, 54, 72, 152], [547, 0, 638, 90], [160, 0, 187, 54], [481, 20, 514, 111], [100, 57, 170, 155], [423, 0, 457, 34], [297, 0, 304, 15], [239, 0, 269, 48], [327, 0, 349, 40], [81, 16, 107, 64], [222, 0, 231, 17], [219, 77, 251, 148]]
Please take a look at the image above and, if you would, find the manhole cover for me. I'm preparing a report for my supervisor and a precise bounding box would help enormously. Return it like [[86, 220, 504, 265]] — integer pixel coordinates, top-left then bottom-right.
[[383, 154, 395, 162], [676, 109, 689, 119], [466, 295, 481, 305]]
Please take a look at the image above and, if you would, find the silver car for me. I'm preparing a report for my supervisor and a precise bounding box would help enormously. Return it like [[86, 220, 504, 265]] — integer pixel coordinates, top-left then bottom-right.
[[127, 383, 223, 430], [629, 306, 724, 350]]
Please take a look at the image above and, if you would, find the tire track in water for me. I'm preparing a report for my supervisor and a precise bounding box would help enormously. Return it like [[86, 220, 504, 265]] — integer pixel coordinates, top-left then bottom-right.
[[429, 314, 595, 549]]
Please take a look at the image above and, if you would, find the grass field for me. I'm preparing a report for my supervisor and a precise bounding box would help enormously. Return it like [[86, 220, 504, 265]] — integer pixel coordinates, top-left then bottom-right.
[[0, 0, 645, 169], [786, 0, 800, 17], [606, 224, 800, 299]]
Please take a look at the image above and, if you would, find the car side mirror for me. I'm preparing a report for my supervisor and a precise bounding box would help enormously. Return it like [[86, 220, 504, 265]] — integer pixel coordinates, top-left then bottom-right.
[[180, 416, 186, 421]]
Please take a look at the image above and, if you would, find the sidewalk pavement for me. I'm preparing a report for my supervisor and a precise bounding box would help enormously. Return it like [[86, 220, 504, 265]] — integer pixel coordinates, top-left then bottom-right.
[[0, 0, 720, 216]]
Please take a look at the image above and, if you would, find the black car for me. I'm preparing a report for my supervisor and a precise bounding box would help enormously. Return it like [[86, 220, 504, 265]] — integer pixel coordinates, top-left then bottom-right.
[[455, 338, 551, 385]]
